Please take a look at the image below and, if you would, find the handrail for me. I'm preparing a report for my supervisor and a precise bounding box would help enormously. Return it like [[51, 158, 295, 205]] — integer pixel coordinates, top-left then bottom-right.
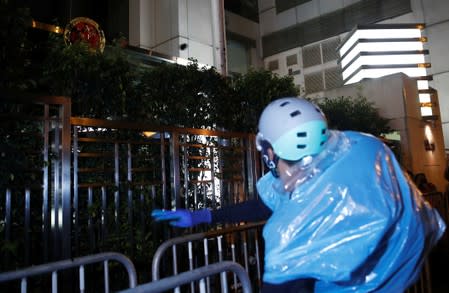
[[120, 261, 252, 293], [0, 252, 138, 291], [71, 116, 256, 138], [151, 221, 265, 281]]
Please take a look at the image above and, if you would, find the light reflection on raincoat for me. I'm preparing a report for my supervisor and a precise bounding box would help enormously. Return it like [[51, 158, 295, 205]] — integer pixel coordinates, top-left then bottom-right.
[[257, 130, 445, 292]]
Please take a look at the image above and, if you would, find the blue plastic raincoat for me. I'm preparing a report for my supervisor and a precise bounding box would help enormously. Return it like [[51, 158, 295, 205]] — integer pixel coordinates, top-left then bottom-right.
[[257, 130, 445, 292]]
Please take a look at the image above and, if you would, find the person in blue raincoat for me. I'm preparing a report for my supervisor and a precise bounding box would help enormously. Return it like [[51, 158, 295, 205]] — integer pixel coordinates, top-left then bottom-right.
[[152, 97, 446, 292]]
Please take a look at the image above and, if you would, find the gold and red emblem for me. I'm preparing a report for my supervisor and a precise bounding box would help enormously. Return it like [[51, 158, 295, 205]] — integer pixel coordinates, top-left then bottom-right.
[[63, 17, 106, 52]]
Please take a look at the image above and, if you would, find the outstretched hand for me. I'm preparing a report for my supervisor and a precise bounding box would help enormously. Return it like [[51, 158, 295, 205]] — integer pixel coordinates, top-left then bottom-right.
[[151, 209, 211, 228]]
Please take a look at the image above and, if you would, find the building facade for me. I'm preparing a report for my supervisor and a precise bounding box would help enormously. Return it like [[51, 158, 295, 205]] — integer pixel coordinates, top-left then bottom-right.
[[28, 0, 449, 188], [252, 0, 449, 152]]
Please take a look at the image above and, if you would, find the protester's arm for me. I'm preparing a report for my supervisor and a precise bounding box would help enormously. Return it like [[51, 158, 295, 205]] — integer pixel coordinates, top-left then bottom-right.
[[151, 197, 271, 228], [211, 198, 272, 224]]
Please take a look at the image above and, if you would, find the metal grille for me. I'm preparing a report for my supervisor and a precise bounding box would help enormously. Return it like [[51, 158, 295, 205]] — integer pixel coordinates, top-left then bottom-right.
[[324, 66, 343, 90], [1, 96, 261, 278], [302, 44, 321, 68], [262, 0, 412, 57], [268, 59, 279, 71], [286, 53, 298, 66], [304, 72, 324, 94], [322, 37, 341, 63]]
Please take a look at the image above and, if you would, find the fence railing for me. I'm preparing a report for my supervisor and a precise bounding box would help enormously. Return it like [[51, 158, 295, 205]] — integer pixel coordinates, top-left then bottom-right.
[[2, 95, 448, 292], [0, 95, 262, 279], [152, 221, 265, 293], [0, 252, 137, 292], [119, 261, 252, 293], [0, 252, 252, 293]]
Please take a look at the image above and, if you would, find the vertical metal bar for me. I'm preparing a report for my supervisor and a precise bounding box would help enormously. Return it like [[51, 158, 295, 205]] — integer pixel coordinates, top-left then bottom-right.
[[194, 185, 198, 209], [127, 143, 134, 255], [218, 236, 228, 293], [52, 271, 58, 293], [188, 241, 194, 293], [101, 186, 107, 244], [43, 105, 50, 262], [73, 125, 80, 255], [151, 185, 157, 208], [5, 189, 11, 243], [199, 279, 206, 293], [140, 186, 145, 231], [88, 187, 94, 251], [183, 145, 189, 209], [203, 238, 210, 293], [231, 242, 237, 290], [249, 134, 261, 198], [24, 188, 30, 265], [254, 231, 261, 284], [104, 260, 110, 293], [53, 119, 61, 260], [210, 146, 217, 210], [60, 99, 72, 260], [170, 132, 181, 209], [203, 185, 207, 209], [79, 265, 85, 293], [242, 233, 249, 272], [172, 245, 180, 293], [21, 277, 27, 293], [160, 132, 168, 210], [114, 143, 120, 233]]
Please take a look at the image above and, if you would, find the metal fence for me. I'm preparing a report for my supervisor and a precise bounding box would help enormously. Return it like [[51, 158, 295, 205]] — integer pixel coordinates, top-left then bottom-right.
[[2, 95, 448, 292], [0, 252, 252, 293], [0, 95, 262, 276], [151, 221, 265, 293], [119, 261, 252, 293], [0, 252, 137, 292]]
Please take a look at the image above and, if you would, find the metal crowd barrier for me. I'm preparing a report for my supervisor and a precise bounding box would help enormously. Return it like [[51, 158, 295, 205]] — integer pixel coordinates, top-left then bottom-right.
[[0, 252, 137, 293], [152, 221, 265, 293], [119, 261, 252, 293]]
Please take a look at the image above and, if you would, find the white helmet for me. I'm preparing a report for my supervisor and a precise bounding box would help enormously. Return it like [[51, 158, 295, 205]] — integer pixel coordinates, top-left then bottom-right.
[[256, 97, 328, 172]]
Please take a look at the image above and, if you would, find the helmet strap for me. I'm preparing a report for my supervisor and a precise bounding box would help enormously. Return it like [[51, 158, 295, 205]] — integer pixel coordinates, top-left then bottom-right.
[[262, 152, 280, 178]]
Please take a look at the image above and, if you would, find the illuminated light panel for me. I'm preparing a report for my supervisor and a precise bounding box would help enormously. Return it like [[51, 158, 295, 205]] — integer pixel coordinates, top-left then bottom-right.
[[338, 24, 433, 119], [340, 41, 425, 68], [342, 53, 427, 80], [344, 66, 428, 85], [417, 80, 429, 90], [419, 93, 431, 103], [421, 107, 433, 116], [339, 28, 423, 56]]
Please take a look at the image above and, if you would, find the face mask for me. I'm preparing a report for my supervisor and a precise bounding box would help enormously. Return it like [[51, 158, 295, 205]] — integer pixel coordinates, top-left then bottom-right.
[[272, 131, 349, 193], [274, 155, 315, 192]]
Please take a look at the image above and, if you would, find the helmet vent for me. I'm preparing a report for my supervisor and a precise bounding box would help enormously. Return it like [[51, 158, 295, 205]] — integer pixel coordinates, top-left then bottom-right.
[[280, 101, 290, 107], [297, 144, 306, 149], [290, 110, 301, 117], [321, 128, 326, 134], [297, 132, 307, 137]]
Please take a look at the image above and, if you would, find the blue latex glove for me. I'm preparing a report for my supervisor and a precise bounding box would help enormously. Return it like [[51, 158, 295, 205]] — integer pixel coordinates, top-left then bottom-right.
[[151, 209, 212, 228]]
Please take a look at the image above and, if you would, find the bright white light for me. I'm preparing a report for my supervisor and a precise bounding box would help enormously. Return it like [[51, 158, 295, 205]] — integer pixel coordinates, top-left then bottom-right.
[[417, 80, 429, 90], [340, 41, 424, 68], [175, 57, 211, 69], [342, 54, 426, 80], [345, 67, 428, 84], [421, 107, 433, 117], [419, 93, 431, 103], [339, 25, 433, 120], [340, 28, 422, 56], [425, 125, 434, 140]]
